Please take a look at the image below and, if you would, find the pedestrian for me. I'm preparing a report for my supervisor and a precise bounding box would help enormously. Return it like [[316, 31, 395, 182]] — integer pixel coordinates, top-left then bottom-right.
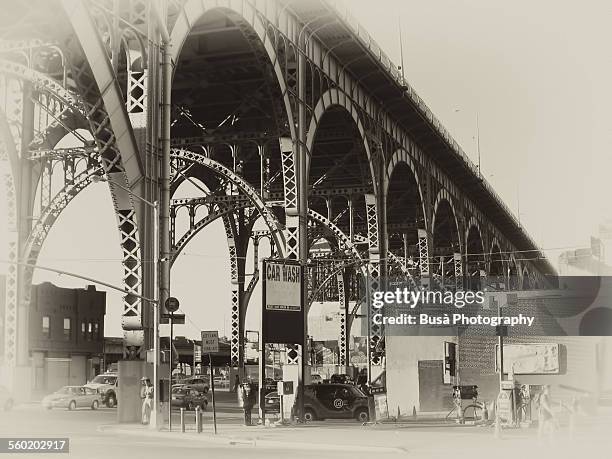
[[356, 368, 368, 394], [517, 384, 531, 424], [233, 374, 240, 393], [537, 385, 555, 443], [241, 382, 255, 426], [140, 377, 153, 425]]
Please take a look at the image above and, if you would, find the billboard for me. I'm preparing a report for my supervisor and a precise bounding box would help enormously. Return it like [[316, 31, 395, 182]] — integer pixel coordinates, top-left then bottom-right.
[[262, 259, 304, 344], [312, 340, 339, 365], [496, 343, 560, 374], [350, 337, 368, 364]]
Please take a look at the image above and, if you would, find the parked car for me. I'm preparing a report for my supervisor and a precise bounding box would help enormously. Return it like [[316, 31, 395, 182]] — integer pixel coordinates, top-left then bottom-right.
[[303, 384, 369, 422], [84, 373, 118, 408], [41, 386, 102, 410], [263, 383, 369, 422], [171, 386, 208, 411], [0, 385, 14, 411]]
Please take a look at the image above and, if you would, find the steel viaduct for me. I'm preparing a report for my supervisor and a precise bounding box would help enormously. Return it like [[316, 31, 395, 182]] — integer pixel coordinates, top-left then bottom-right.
[[0, 0, 555, 394]]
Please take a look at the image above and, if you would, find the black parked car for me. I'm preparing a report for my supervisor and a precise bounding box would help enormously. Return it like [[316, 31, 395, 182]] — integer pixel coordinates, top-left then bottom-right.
[[264, 383, 369, 422], [303, 384, 369, 422], [171, 386, 208, 411]]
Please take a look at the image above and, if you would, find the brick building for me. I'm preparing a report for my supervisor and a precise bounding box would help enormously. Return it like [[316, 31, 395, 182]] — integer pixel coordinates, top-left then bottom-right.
[[29, 282, 106, 395], [387, 288, 609, 415]]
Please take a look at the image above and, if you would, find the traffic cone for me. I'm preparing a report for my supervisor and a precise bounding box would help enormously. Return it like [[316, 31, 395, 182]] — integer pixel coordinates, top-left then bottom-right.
[[412, 405, 417, 420]]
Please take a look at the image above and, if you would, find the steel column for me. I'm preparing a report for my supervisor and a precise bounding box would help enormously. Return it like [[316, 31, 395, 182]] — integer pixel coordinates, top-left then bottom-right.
[[418, 228, 430, 289], [365, 194, 382, 372]]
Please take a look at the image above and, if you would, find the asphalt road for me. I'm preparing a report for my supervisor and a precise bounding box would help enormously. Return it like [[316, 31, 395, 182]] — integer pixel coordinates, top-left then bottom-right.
[[0, 390, 380, 459], [0, 404, 370, 459]]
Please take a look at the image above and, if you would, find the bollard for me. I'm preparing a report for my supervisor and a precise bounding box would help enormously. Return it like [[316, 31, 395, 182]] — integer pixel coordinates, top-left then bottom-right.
[[494, 413, 502, 439], [568, 397, 576, 439], [412, 405, 417, 420], [180, 408, 185, 432], [195, 406, 202, 433]]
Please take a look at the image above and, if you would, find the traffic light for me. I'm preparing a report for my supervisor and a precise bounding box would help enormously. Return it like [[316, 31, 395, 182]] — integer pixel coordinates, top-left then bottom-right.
[[445, 356, 456, 377]]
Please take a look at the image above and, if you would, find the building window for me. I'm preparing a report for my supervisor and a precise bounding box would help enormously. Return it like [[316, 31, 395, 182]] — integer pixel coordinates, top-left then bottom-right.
[[42, 316, 50, 339], [87, 322, 92, 341], [81, 322, 86, 339], [63, 318, 71, 340], [94, 322, 100, 340]]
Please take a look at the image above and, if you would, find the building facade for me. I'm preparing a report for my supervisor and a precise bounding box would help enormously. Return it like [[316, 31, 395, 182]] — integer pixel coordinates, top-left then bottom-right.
[[386, 290, 606, 416], [29, 282, 106, 395]]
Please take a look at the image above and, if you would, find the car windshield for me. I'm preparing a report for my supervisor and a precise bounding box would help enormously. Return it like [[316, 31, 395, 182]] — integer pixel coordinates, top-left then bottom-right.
[[348, 386, 366, 397], [91, 375, 116, 384], [172, 387, 186, 394]]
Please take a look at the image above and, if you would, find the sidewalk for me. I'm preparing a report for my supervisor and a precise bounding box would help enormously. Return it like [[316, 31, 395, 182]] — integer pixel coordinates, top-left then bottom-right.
[[97, 414, 612, 459], [97, 422, 409, 454]]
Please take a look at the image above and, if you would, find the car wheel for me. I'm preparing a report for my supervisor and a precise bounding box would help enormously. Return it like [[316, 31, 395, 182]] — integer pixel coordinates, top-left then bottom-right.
[[355, 409, 369, 422], [91, 400, 99, 410], [4, 399, 13, 411], [304, 409, 316, 422], [106, 394, 116, 408], [68, 401, 76, 411]]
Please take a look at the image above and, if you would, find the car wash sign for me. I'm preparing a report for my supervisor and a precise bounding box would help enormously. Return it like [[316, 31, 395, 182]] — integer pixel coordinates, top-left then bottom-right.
[[262, 259, 304, 344]]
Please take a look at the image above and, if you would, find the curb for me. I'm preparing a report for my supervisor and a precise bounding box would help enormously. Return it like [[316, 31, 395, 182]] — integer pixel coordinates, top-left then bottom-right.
[[97, 424, 407, 454]]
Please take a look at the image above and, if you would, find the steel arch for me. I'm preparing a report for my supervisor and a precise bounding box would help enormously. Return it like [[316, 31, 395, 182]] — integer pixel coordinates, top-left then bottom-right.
[[305, 88, 378, 196], [170, 0, 296, 142], [170, 149, 286, 258]]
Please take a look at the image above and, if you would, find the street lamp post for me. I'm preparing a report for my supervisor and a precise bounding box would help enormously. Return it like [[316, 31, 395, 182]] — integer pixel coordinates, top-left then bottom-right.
[[91, 175, 161, 429]]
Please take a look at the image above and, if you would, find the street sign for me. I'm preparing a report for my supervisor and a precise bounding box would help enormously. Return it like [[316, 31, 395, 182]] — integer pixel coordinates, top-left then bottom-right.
[[165, 296, 180, 312], [201, 330, 219, 353], [161, 313, 185, 324], [277, 381, 294, 395]]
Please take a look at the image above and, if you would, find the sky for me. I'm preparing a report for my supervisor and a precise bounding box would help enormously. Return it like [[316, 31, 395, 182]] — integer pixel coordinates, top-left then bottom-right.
[[1, 0, 611, 339]]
